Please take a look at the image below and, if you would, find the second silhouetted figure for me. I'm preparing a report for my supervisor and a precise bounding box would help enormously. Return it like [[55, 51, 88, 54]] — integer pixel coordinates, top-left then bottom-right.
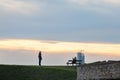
[[38, 51, 42, 66]]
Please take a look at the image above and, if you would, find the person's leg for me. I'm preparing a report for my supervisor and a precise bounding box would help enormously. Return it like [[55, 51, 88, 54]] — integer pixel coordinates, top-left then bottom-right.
[[39, 60, 41, 66]]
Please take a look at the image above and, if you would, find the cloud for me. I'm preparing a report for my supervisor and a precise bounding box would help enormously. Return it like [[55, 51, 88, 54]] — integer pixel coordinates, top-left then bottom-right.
[[68, 0, 120, 6], [105, 0, 120, 6], [0, 0, 41, 15], [68, 0, 120, 13], [0, 39, 120, 56], [0, 0, 120, 15]]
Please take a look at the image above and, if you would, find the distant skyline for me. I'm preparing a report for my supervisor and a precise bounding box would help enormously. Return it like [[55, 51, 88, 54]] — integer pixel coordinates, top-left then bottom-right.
[[0, 0, 120, 65]]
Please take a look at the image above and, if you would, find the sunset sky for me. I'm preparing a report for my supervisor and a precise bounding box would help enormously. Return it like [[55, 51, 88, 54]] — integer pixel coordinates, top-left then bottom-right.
[[0, 0, 120, 65]]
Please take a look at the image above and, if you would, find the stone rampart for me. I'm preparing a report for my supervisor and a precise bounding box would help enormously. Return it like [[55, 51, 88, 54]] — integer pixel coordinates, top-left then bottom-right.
[[77, 61, 120, 80]]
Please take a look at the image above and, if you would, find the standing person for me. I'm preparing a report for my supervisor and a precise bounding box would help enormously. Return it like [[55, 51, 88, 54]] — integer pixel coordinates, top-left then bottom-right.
[[38, 51, 42, 66]]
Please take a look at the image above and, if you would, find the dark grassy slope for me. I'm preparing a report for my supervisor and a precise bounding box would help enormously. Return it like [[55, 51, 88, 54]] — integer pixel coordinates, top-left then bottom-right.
[[0, 65, 76, 80]]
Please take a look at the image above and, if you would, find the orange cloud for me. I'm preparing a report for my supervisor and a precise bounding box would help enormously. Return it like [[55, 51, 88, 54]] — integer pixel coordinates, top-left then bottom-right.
[[0, 39, 120, 56]]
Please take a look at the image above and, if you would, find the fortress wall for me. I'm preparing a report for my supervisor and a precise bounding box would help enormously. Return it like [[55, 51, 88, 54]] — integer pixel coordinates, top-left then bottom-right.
[[77, 61, 120, 80]]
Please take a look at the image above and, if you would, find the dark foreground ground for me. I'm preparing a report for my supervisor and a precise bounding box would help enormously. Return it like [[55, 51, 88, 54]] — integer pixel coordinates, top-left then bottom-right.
[[0, 65, 76, 80]]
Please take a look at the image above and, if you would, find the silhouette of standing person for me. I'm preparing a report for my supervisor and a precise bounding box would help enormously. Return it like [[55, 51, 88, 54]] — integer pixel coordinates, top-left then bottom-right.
[[38, 51, 42, 66]]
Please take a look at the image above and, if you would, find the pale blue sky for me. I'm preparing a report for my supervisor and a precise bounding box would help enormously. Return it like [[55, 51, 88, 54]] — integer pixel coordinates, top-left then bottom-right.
[[0, 0, 120, 43], [0, 0, 120, 65]]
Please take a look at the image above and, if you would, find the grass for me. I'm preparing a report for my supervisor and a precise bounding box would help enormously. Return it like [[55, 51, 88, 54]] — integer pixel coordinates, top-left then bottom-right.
[[0, 65, 76, 80]]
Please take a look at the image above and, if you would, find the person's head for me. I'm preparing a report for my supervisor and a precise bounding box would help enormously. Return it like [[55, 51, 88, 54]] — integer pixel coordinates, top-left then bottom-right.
[[39, 51, 41, 55]]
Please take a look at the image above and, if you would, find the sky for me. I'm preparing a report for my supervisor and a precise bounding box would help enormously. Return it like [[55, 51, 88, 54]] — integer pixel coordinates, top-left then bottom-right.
[[0, 0, 120, 65]]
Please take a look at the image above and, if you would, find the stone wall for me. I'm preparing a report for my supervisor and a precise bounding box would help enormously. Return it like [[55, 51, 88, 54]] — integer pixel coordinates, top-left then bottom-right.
[[77, 61, 120, 80]]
